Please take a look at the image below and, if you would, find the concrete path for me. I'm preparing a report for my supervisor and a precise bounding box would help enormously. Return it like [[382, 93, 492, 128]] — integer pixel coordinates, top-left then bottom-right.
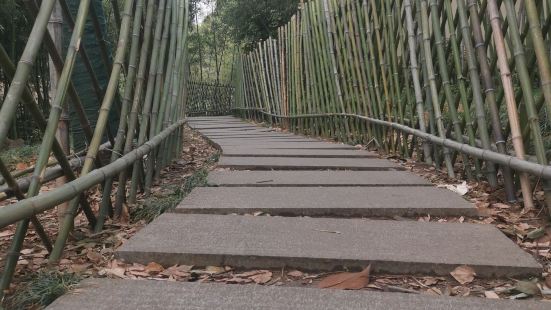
[[51, 116, 544, 309], [48, 279, 548, 310]]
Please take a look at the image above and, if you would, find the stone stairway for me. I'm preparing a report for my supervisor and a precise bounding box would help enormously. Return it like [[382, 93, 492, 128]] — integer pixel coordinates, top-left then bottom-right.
[[48, 116, 545, 309]]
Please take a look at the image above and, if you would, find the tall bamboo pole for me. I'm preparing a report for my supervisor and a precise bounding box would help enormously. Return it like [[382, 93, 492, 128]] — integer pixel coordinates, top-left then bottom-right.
[[456, 0, 498, 187], [50, 0, 135, 262], [113, 0, 156, 212], [419, 0, 455, 177], [96, 0, 147, 231], [0, 0, 95, 293], [488, 0, 534, 209], [504, 0, 551, 212], [404, 0, 432, 164], [129, 0, 169, 203]]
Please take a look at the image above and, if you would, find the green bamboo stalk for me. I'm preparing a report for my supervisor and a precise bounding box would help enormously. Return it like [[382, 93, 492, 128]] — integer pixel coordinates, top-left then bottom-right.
[[0, 0, 56, 151], [504, 0, 551, 212], [0, 159, 52, 251], [0, 0, 95, 293], [96, 0, 147, 231], [419, 0, 455, 177], [488, 0, 534, 209], [145, 0, 173, 195], [466, 0, 516, 199], [49, 0, 135, 262], [323, 0, 349, 138], [404, 0, 432, 164], [113, 0, 156, 212], [456, 0, 498, 187], [129, 0, 169, 203]]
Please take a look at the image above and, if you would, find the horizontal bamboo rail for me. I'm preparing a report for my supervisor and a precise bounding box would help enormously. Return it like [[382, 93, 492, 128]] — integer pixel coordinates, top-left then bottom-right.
[[233, 0, 551, 215], [0, 0, 191, 295]]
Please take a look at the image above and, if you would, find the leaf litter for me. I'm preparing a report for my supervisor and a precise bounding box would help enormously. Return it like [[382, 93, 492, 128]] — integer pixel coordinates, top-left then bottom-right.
[[2, 124, 551, 304]]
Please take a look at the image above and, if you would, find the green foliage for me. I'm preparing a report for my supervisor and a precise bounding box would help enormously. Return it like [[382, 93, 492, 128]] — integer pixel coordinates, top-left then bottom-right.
[[218, 0, 299, 51], [6, 271, 81, 309], [0, 144, 39, 170]]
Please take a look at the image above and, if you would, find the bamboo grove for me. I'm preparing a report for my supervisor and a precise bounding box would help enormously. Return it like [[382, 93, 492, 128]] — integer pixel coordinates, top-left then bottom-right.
[[0, 0, 191, 294], [233, 0, 551, 214]]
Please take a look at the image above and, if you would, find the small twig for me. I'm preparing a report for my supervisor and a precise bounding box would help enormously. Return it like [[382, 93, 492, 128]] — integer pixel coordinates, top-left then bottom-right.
[[385, 285, 420, 294]]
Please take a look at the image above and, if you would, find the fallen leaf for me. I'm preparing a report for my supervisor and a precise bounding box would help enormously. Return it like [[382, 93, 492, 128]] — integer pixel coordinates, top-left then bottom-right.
[[492, 203, 511, 209], [545, 275, 551, 288], [287, 270, 304, 278], [484, 291, 500, 299], [20, 249, 33, 255], [70, 263, 92, 273], [86, 250, 102, 263], [318, 265, 371, 290], [514, 280, 541, 296], [205, 266, 226, 274], [145, 262, 164, 274], [103, 267, 126, 278], [250, 271, 272, 284], [450, 266, 476, 284], [16, 163, 28, 170], [439, 182, 469, 196], [0, 231, 14, 238]]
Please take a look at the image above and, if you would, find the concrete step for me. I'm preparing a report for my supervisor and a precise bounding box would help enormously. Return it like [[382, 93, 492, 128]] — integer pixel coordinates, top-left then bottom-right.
[[212, 142, 358, 149], [217, 156, 402, 171], [174, 187, 477, 217], [47, 279, 548, 310], [193, 124, 262, 130], [116, 214, 540, 277], [208, 171, 432, 187], [220, 148, 377, 158]]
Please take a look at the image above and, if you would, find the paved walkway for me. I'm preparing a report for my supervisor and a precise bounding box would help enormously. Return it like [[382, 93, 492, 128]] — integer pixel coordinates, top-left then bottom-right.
[[49, 116, 544, 309]]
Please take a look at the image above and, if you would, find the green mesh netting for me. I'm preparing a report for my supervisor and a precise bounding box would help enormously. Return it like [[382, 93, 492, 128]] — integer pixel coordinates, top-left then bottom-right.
[[63, 0, 120, 151]]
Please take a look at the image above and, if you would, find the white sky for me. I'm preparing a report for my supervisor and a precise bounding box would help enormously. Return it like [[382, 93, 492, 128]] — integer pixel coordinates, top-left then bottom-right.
[[196, 1, 214, 24]]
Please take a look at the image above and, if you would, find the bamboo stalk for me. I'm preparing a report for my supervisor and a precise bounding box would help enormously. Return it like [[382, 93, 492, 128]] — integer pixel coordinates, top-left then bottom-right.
[[113, 0, 156, 212], [504, 0, 551, 212], [49, 0, 136, 262], [488, 0, 534, 209], [404, 0, 432, 164]]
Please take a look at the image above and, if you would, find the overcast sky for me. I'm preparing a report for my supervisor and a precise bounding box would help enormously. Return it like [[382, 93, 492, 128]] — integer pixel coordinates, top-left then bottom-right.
[[196, 1, 214, 24]]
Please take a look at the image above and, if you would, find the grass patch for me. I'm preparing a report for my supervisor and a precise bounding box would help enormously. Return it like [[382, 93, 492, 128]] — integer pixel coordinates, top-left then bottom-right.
[[0, 144, 39, 170], [131, 168, 209, 223], [5, 271, 81, 309]]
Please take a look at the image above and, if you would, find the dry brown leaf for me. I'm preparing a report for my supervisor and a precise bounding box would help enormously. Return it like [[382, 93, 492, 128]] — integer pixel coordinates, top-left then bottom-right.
[[545, 275, 551, 288], [205, 266, 226, 274], [86, 250, 102, 263], [16, 163, 28, 170], [318, 265, 371, 290], [287, 270, 304, 278], [0, 231, 14, 238], [484, 291, 499, 299], [120, 203, 130, 224], [450, 265, 476, 285], [250, 271, 272, 284], [145, 262, 164, 273], [161, 265, 191, 278], [104, 267, 126, 278], [70, 263, 92, 273]]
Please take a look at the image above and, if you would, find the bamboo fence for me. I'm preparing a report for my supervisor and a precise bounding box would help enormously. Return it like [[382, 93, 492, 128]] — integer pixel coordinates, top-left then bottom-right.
[[0, 0, 191, 294], [186, 81, 235, 116], [233, 0, 551, 215]]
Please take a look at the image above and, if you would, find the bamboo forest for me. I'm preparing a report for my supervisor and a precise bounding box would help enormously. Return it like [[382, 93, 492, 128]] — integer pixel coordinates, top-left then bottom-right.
[[0, 0, 551, 309]]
